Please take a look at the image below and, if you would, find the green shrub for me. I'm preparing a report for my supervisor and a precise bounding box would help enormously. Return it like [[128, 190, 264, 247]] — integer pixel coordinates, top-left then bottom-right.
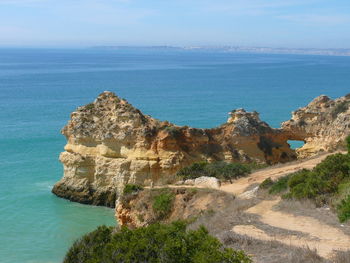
[[245, 162, 269, 170], [337, 195, 350, 223], [313, 153, 350, 181], [283, 154, 350, 201], [64, 221, 252, 263], [177, 162, 210, 180], [269, 175, 290, 195], [337, 181, 350, 200], [347, 135, 350, 154], [152, 190, 175, 219], [64, 225, 112, 263], [259, 177, 274, 189], [265, 141, 350, 222], [123, 184, 144, 195], [177, 161, 253, 181]]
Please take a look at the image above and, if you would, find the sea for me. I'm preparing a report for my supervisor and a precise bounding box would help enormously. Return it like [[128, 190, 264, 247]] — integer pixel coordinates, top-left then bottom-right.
[[0, 47, 349, 263]]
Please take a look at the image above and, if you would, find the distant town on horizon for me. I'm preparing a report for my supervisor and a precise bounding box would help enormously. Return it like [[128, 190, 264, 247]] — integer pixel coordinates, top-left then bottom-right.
[[92, 45, 350, 57]]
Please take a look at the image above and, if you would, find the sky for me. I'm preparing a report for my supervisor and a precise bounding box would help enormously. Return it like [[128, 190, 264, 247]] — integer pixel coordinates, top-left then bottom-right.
[[0, 0, 350, 48]]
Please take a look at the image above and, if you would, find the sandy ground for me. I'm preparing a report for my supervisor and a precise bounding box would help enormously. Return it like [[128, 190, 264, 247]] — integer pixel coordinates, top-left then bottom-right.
[[220, 152, 338, 196], [220, 152, 350, 259], [149, 152, 350, 259]]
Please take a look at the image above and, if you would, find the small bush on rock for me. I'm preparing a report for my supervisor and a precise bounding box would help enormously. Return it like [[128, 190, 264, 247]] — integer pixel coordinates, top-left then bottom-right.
[[123, 184, 143, 195], [152, 190, 175, 219]]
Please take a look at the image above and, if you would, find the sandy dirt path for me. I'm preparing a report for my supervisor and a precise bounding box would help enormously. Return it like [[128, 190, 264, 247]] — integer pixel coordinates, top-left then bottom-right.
[[220, 152, 339, 196], [148, 151, 350, 258], [224, 151, 350, 259], [233, 199, 350, 258]]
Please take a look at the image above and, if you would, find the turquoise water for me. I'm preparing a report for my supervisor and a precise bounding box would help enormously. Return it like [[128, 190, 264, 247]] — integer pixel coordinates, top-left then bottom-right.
[[0, 48, 349, 263]]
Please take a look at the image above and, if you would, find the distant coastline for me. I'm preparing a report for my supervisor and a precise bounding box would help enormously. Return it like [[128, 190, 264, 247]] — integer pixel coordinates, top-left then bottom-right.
[[92, 45, 350, 57]]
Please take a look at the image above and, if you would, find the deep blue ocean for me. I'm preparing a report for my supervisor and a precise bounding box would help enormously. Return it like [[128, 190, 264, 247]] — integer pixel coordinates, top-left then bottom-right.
[[0, 48, 349, 263]]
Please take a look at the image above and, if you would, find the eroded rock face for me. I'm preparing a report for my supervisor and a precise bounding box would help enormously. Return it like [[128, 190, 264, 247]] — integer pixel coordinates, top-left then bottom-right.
[[282, 94, 350, 158], [52, 91, 297, 207]]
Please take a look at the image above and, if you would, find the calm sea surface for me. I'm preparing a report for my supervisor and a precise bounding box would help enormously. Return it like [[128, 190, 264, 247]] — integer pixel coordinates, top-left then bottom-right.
[[0, 48, 349, 263]]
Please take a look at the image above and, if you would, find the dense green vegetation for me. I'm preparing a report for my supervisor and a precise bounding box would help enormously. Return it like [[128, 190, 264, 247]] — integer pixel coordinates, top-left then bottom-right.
[[267, 174, 291, 195], [261, 136, 350, 222], [123, 184, 144, 195], [152, 189, 175, 219], [64, 221, 251, 263], [259, 177, 274, 189], [338, 195, 350, 222], [177, 161, 265, 181]]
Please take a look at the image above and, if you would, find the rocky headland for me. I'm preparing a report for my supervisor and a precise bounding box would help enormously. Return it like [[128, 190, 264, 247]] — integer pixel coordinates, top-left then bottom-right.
[[52, 92, 350, 207], [282, 94, 350, 158]]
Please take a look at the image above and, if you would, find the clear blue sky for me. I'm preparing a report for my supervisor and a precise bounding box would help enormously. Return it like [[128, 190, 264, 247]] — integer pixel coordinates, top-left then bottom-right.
[[1, 0, 350, 48]]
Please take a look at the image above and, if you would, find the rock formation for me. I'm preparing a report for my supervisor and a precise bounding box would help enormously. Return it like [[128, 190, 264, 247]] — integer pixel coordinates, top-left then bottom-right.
[[282, 94, 350, 158], [52, 91, 350, 207], [52, 91, 296, 207]]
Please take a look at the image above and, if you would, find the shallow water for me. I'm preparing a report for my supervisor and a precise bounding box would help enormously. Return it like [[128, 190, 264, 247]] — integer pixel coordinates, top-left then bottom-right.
[[0, 48, 349, 262]]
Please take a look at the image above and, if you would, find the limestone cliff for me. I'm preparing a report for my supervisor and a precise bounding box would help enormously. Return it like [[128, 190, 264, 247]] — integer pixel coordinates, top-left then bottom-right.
[[52, 91, 296, 207], [282, 94, 350, 158]]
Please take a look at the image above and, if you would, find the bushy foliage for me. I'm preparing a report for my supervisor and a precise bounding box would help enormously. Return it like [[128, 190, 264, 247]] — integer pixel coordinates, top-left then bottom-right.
[[261, 147, 350, 222], [123, 184, 144, 195], [347, 135, 350, 153], [177, 161, 262, 181], [64, 221, 251, 263], [64, 225, 112, 263], [152, 190, 175, 219], [268, 175, 291, 195], [259, 177, 274, 189], [338, 195, 350, 222]]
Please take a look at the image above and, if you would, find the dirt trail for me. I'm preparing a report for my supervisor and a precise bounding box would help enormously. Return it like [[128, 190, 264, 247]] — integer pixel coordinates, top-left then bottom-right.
[[220, 152, 338, 196], [235, 199, 350, 258], [223, 151, 350, 259], [147, 152, 350, 258]]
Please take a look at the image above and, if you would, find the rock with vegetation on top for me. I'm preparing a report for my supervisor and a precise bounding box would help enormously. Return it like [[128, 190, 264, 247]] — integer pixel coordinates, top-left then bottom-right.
[[282, 94, 350, 158], [53, 91, 350, 207]]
